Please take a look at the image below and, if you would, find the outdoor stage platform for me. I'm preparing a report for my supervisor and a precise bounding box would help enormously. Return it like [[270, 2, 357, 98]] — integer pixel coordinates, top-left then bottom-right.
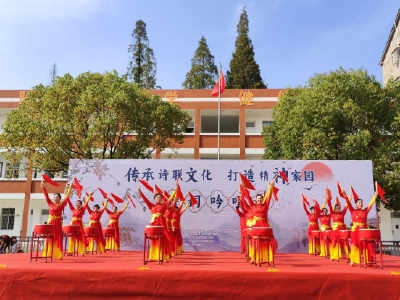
[[1, 252, 400, 299]]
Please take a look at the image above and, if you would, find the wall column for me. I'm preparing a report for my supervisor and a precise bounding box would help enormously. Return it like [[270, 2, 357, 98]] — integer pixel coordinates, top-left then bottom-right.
[[21, 167, 32, 237], [194, 108, 200, 159], [239, 106, 246, 160]]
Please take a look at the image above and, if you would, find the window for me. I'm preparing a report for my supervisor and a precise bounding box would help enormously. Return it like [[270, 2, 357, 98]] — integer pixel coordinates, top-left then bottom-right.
[[262, 121, 273, 127], [246, 122, 255, 128], [1, 208, 15, 230], [392, 47, 400, 66], [185, 121, 194, 134], [5, 163, 19, 179], [200, 110, 239, 134], [391, 212, 400, 218]]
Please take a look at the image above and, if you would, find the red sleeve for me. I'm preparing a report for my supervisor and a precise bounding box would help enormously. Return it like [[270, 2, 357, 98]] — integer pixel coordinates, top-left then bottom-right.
[[120, 203, 128, 214], [327, 200, 333, 214], [67, 198, 74, 211], [42, 187, 52, 206], [303, 202, 310, 216], [139, 191, 154, 209], [87, 205, 93, 214], [341, 204, 348, 215], [343, 196, 354, 213], [105, 207, 112, 215], [236, 207, 245, 217], [241, 195, 251, 211]]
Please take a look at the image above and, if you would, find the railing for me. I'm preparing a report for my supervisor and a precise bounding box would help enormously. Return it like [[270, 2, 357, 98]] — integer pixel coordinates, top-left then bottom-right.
[[381, 241, 400, 256], [2, 236, 43, 254]]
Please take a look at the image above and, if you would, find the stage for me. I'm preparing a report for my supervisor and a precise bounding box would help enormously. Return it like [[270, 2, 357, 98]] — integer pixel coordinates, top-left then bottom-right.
[[0, 252, 399, 299]]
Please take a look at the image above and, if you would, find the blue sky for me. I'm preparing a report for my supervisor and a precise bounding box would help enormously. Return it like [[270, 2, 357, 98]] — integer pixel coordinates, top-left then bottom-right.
[[0, 0, 398, 90]]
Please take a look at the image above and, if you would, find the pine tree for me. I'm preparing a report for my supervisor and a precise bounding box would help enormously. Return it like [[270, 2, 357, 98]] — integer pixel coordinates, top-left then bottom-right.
[[127, 20, 158, 89], [226, 8, 267, 89], [182, 36, 218, 89]]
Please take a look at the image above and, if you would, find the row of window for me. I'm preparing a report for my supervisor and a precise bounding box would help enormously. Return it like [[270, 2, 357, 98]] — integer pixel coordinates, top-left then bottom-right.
[[1, 208, 15, 230], [185, 118, 273, 134]]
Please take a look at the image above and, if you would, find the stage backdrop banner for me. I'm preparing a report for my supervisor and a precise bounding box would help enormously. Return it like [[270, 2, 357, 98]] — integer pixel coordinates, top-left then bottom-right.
[[66, 159, 376, 253]]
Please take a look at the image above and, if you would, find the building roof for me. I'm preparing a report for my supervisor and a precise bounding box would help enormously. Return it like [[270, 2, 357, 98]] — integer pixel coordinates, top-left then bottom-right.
[[379, 8, 400, 66]]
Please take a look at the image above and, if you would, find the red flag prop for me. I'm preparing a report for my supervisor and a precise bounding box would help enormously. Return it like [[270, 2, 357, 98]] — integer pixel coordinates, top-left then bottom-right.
[[42, 174, 60, 187], [108, 198, 115, 207], [176, 184, 185, 202], [98, 188, 108, 199], [211, 69, 225, 97], [302, 194, 310, 206], [279, 171, 288, 183], [325, 186, 332, 200], [239, 184, 251, 201], [350, 186, 359, 203], [139, 179, 153, 193], [272, 186, 279, 201], [335, 196, 341, 207], [163, 191, 170, 201], [85, 192, 94, 202], [110, 193, 124, 204], [239, 173, 256, 190], [73, 178, 83, 199], [376, 182, 387, 203], [337, 182, 344, 198], [188, 192, 199, 208], [154, 184, 164, 197], [127, 195, 136, 208]]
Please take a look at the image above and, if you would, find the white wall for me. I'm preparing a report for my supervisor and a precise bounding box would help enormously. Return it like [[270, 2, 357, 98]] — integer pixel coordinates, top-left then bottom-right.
[[245, 109, 273, 134], [379, 206, 394, 241]]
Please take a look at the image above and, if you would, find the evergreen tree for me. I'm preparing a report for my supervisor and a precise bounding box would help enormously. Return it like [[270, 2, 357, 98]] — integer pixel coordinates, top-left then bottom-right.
[[127, 20, 158, 89], [226, 8, 267, 89], [182, 36, 218, 89]]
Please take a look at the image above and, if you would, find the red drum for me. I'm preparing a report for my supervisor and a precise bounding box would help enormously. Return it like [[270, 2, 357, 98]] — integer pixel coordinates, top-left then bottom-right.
[[103, 228, 115, 236], [252, 227, 273, 237], [359, 229, 381, 240], [312, 230, 320, 238], [339, 230, 351, 239], [34, 224, 54, 235], [84, 227, 97, 235], [322, 230, 332, 238], [145, 226, 164, 236], [63, 225, 80, 234]]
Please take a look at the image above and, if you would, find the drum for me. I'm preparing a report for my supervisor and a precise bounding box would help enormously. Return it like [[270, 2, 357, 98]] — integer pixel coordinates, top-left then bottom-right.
[[145, 226, 164, 236], [359, 229, 381, 240], [63, 225, 80, 234], [34, 224, 54, 235], [338, 230, 351, 239], [312, 230, 320, 238], [322, 230, 332, 238], [252, 227, 273, 237], [102, 228, 115, 236], [84, 227, 97, 235]]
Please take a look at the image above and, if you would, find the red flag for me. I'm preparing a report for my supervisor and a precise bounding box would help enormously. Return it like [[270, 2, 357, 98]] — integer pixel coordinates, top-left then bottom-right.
[[42, 174, 60, 187], [337, 182, 344, 198], [272, 186, 279, 201], [350, 186, 359, 203], [139, 179, 153, 192], [154, 184, 163, 197], [127, 195, 136, 208], [279, 171, 288, 183], [211, 70, 225, 97], [239, 173, 256, 190], [176, 183, 185, 202], [85, 192, 94, 202], [110, 193, 124, 204], [108, 198, 115, 207], [376, 182, 387, 203], [325, 186, 332, 200], [163, 191, 170, 201], [73, 178, 83, 199], [98, 188, 108, 199], [302, 194, 310, 206], [335, 196, 341, 207], [188, 192, 199, 208]]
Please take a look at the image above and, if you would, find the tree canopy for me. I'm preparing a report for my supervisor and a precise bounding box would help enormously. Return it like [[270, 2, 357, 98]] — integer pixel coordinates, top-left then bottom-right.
[[0, 71, 191, 173], [262, 67, 400, 210], [127, 20, 158, 89], [226, 8, 266, 89], [182, 36, 218, 89]]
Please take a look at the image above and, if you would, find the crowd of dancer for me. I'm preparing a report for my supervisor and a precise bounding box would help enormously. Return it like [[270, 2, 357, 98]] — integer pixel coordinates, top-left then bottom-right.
[[303, 183, 380, 266]]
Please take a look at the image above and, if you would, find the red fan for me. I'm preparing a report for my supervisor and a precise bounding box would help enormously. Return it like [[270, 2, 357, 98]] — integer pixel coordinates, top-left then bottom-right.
[[110, 193, 124, 204], [239, 173, 255, 190], [279, 171, 288, 183], [127, 195, 136, 208], [188, 192, 199, 208], [42, 174, 60, 187]]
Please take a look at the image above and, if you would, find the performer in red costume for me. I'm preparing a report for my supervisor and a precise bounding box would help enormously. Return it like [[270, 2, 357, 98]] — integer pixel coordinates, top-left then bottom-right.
[[41, 179, 73, 259], [87, 200, 108, 254], [314, 197, 332, 257], [303, 198, 320, 255], [235, 196, 247, 254], [240, 189, 255, 262], [164, 194, 180, 258], [341, 187, 378, 266], [66, 194, 92, 255], [327, 195, 349, 261], [138, 186, 176, 262], [104, 200, 129, 251], [171, 197, 189, 255], [251, 184, 278, 263]]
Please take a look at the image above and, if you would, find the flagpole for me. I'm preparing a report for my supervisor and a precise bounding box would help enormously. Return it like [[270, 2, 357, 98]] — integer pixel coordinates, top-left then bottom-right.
[[218, 62, 221, 160]]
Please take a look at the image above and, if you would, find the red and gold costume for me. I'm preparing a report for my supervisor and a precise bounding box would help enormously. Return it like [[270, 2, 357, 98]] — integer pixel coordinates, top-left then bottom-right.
[[344, 194, 377, 265], [171, 199, 189, 255], [67, 197, 90, 255], [42, 186, 71, 259], [140, 190, 176, 261], [105, 202, 128, 251], [241, 193, 255, 261], [235, 198, 247, 254], [315, 203, 331, 257], [303, 202, 320, 254], [251, 187, 278, 263], [87, 201, 108, 253], [327, 200, 349, 260], [164, 195, 178, 257]]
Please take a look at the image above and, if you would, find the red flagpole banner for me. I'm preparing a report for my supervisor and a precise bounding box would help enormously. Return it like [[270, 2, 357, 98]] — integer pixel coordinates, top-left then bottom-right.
[[42, 174, 60, 187]]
